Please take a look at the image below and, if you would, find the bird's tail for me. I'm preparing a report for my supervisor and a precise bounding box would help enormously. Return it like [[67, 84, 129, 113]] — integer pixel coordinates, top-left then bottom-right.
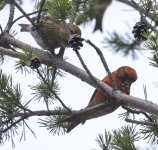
[[62, 113, 85, 133], [18, 24, 29, 32]]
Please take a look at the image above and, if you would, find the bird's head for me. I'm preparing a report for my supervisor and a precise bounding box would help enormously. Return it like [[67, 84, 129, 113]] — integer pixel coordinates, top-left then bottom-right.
[[67, 23, 81, 36], [116, 66, 137, 83]]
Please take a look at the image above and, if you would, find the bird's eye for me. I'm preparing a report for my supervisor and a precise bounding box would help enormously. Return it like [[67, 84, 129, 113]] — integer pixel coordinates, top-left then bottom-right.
[[70, 30, 74, 34]]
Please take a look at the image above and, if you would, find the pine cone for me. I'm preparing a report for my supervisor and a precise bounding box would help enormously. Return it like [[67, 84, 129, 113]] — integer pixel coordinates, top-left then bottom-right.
[[69, 35, 84, 50], [132, 16, 150, 41], [30, 57, 41, 69]]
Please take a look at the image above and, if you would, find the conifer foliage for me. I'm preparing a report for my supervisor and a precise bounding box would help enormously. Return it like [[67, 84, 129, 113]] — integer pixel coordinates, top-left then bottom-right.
[[0, 0, 158, 149]]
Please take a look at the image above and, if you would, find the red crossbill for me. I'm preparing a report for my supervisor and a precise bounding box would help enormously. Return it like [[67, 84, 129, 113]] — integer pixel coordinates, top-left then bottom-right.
[[94, 0, 112, 32], [19, 16, 81, 53], [65, 66, 137, 132]]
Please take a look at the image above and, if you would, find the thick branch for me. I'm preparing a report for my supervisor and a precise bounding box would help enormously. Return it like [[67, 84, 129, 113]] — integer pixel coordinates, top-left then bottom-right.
[[0, 46, 21, 58], [1, 35, 158, 117], [7, 103, 115, 119]]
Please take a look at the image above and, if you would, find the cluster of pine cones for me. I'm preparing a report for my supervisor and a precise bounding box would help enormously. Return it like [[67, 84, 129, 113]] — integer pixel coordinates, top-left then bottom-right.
[[132, 16, 151, 41]]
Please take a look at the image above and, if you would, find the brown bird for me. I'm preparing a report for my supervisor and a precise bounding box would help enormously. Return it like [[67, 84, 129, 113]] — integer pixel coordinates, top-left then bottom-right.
[[19, 16, 81, 53], [94, 0, 112, 32], [64, 66, 137, 132]]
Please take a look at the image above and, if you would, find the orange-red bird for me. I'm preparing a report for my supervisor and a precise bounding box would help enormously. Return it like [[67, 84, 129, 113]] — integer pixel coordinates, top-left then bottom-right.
[[65, 66, 137, 133]]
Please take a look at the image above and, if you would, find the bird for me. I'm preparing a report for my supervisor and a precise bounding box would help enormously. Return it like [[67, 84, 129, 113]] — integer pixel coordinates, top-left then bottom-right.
[[94, 0, 112, 32], [19, 16, 81, 53], [63, 66, 137, 133]]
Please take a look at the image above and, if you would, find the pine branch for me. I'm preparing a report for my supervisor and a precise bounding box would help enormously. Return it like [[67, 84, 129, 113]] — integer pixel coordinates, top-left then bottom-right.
[[12, 9, 47, 26], [0, 117, 26, 133], [13, 1, 35, 26], [2, 35, 158, 117], [36, 0, 46, 24], [95, 130, 112, 150], [36, 68, 71, 113], [112, 125, 139, 150]]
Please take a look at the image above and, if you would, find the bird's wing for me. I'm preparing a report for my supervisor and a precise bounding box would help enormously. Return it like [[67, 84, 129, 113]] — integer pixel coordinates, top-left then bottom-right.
[[88, 75, 112, 104]]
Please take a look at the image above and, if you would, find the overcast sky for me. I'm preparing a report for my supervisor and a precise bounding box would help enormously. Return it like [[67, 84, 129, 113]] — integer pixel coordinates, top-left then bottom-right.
[[0, 1, 158, 150]]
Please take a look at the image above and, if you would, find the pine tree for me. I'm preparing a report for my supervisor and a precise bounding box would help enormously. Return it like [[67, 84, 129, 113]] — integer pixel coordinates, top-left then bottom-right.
[[0, 0, 158, 149]]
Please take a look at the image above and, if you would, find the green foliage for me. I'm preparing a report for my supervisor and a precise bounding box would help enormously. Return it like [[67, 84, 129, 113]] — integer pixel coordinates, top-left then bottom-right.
[[145, 32, 158, 50], [44, 0, 73, 20], [15, 47, 37, 74], [30, 65, 61, 109], [0, 70, 22, 117], [0, 0, 6, 10], [96, 126, 140, 150], [139, 0, 158, 17], [145, 31, 158, 68], [103, 32, 143, 59], [39, 106, 70, 135], [15, 60, 32, 75], [96, 130, 112, 150], [0, 70, 23, 146], [112, 126, 139, 150], [76, 0, 95, 25], [149, 54, 158, 68], [141, 115, 158, 145]]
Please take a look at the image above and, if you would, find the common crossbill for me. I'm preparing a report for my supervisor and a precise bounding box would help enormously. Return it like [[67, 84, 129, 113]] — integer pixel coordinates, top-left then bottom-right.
[[94, 0, 112, 32], [64, 66, 137, 132], [19, 16, 81, 53]]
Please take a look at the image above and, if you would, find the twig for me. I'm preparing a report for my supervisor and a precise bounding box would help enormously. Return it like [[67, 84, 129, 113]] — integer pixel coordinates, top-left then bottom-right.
[[36, 0, 46, 24], [2, 102, 115, 125], [122, 106, 150, 119], [74, 49, 109, 95], [125, 118, 158, 127], [36, 69, 72, 113], [2, 109, 70, 125], [0, 115, 27, 133], [17, 102, 33, 114], [4, 0, 15, 33], [22, 120, 36, 139], [131, 0, 143, 16], [85, 39, 117, 90], [12, 10, 47, 26], [13, 1, 36, 26]]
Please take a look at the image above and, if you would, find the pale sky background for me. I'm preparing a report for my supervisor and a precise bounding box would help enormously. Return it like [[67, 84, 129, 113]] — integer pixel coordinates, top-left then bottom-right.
[[0, 0, 158, 150]]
